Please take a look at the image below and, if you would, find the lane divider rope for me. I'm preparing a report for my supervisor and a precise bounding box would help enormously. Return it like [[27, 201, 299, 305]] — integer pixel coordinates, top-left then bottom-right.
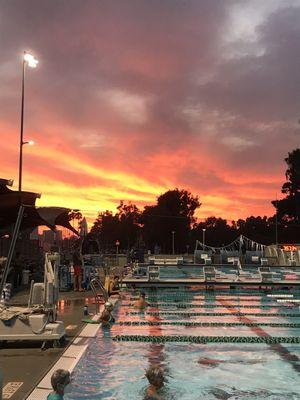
[[127, 302, 292, 309], [116, 321, 300, 327], [129, 296, 297, 302], [112, 335, 300, 344], [129, 292, 300, 298], [126, 311, 300, 317]]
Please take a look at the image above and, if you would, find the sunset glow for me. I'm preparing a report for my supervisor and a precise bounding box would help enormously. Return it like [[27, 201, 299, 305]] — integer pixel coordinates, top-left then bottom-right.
[[1, 1, 299, 226]]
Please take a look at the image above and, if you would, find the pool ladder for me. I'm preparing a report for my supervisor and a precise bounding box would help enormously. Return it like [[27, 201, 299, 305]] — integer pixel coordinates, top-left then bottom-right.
[[90, 276, 109, 314]]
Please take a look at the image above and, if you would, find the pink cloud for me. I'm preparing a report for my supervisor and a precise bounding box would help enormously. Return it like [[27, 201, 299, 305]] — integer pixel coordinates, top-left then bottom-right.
[[0, 1, 299, 223]]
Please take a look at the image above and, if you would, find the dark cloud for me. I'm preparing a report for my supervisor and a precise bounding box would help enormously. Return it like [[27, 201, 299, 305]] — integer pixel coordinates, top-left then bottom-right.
[[0, 0, 299, 219]]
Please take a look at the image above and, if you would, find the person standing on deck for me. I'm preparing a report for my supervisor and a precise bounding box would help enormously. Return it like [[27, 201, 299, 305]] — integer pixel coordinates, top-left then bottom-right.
[[12, 252, 23, 290], [72, 251, 83, 292]]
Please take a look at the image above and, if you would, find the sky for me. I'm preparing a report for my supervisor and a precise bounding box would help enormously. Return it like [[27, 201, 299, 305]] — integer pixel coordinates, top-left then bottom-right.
[[1, 0, 300, 225]]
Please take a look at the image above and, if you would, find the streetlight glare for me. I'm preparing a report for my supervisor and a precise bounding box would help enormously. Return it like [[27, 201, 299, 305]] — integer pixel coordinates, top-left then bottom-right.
[[24, 52, 38, 68], [19, 50, 38, 191], [28, 140, 34, 146]]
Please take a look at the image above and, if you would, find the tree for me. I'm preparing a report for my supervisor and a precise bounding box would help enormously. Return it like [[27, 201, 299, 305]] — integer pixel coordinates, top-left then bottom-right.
[[272, 149, 300, 224], [116, 201, 141, 250], [90, 202, 141, 252], [91, 210, 120, 252], [141, 189, 201, 253], [191, 217, 237, 247], [68, 210, 83, 229], [236, 216, 275, 245]]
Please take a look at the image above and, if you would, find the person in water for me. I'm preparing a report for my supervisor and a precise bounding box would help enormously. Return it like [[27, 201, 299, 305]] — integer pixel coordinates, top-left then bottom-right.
[[47, 369, 71, 400], [100, 301, 115, 325], [145, 366, 165, 400], [134, 292, 148, 309], [198, 357, 263, 368]]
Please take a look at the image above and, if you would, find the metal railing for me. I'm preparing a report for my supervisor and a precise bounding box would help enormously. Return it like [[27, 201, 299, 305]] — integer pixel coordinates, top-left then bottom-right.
[[90, 276, 108, 314]]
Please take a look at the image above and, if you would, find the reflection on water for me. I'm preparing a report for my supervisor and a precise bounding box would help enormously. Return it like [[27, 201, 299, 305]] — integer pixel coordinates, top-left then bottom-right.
[[64, 289, 300, 400]]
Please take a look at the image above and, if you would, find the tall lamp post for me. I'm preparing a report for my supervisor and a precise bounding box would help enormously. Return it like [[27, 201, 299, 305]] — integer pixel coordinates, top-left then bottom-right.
[[19, 51, 38, 191], [171, 231, 175, 255], [116, 240, 120, 255], [115, 240, 120, 268], [275, 193, 278, 247], [202, 228, 206, 249]]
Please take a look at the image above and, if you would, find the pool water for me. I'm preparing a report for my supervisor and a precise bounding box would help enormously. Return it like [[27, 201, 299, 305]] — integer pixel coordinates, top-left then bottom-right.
[[65, 289, 300, 399]]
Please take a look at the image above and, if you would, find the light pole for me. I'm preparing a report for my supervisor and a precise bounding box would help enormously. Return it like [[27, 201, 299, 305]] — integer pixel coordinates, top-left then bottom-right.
[[115, 240, 120, 268], [202, 228, 206, 249], [275, 193, 278, 247], [19, 51, 38, 191], [171, 231, 175, 255]]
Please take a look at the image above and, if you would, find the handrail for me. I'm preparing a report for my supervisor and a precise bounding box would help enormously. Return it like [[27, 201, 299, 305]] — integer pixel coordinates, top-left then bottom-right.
[[90, 276, 108, 314], [0, 205, 24, 299]]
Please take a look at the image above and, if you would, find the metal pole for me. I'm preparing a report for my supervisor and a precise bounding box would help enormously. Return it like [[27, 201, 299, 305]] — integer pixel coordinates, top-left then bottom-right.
[[202, 229, 206, 249], [172, 231, 175, 255], [18, 56, 25, 192], [0, 206, 25, 298], [275, 194, 278, 246]]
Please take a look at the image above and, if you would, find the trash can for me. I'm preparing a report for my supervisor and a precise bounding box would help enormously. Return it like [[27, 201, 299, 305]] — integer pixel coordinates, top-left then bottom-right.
[[22, 269, 30, 285], [1, 283, 12, 305], [59, 265, 72, 291]]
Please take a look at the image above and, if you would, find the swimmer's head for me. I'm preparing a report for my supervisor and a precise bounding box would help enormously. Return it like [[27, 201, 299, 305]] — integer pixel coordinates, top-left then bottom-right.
[[104, 301, 113, 310], [140, 292, 146, 299], [51, 369, 70, 394], [145, 366, 165, 388]]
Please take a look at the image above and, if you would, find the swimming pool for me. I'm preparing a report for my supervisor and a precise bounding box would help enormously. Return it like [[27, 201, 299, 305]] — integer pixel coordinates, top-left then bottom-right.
[[65, 289, 300, 399]]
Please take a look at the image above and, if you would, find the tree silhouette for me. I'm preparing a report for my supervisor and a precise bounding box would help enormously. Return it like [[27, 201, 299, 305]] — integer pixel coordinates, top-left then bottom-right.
[[272, 149, 300, 224], [116, 201, 141, 250], [91, 210, 120, 252], [141, 189, 200, 253], [191, 217, 236, 247], [236, 216, 275, 245], [90, 202, 141, 252]]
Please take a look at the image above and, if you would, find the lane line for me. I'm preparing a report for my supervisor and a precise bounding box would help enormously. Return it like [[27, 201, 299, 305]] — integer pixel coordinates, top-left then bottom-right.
[[219, 298, 300, 373]]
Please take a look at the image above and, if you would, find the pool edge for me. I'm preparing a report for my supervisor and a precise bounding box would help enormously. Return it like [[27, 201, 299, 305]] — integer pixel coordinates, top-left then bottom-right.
[[25, 296, 119, 399]]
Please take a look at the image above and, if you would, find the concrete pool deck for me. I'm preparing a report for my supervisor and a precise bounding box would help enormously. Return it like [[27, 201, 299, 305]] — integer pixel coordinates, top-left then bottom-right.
[[0, 289, 98, 400]]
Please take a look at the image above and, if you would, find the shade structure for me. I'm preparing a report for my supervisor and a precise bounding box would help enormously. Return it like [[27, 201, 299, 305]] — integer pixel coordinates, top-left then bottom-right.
[[0, 178, 78, 235]]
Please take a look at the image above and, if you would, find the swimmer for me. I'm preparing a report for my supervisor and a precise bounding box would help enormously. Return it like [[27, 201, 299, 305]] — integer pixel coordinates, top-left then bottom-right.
[[100, 301, 115, 325], [47, 369, 71, 400], [134, 292, 149, 310], [145, 366, 165, 400], [198, 357, 263, 368]]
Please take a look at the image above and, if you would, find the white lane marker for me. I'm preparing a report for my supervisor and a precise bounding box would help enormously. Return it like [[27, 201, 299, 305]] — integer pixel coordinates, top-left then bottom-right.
[[66, 324, 78, 330], [3, 382, 23, 399]]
